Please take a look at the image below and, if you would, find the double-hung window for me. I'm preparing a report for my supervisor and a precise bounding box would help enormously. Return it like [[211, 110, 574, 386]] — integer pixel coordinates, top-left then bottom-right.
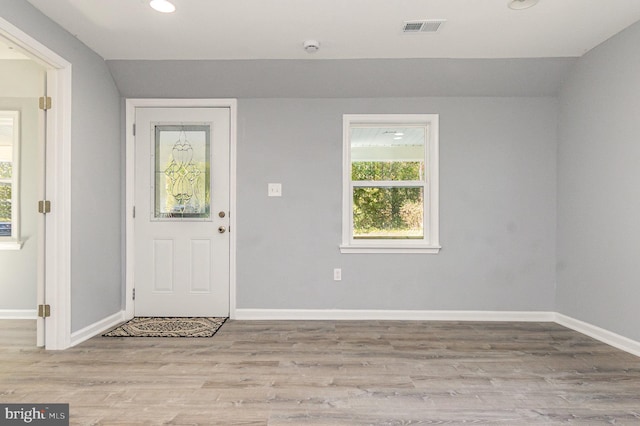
[[341, 114, 440, 253], [0, 111, 21, 250]]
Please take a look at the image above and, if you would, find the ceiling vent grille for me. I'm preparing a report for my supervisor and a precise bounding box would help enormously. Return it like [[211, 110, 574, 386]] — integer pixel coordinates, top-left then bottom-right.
[[402, 19, 446, 33]]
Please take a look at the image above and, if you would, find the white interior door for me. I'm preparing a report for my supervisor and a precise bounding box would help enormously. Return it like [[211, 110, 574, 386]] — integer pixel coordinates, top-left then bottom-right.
[[134, 107, 230, 317], [36, 71, 47, 346]]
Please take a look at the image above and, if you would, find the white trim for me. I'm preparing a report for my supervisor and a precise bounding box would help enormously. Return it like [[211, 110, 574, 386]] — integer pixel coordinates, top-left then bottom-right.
[[228, 101, 238, 320], [0, 20, 69, 69], [125, 99, 238, 321], [0, 240, 23, 250], [339, 245, 441, 254], [341, 114, 440, 254], [125, 101, 135, 320], [0, 111, 20, 245], [70, 310, 126, 347], [36, 69, 46, 347], [44, 67, 72, 350], [555, 313, 640, 358], [0, 309, 37, 319], [235, 309, 556, 322], [0, 17, 73, 350]]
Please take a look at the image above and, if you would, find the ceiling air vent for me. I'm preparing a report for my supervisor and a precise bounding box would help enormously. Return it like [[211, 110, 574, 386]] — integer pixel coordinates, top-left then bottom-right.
[[402, 19, 446, 34]]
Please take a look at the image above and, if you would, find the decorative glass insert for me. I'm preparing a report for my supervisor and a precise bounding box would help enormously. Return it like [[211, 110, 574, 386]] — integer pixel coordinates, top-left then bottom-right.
[[0, 113, 16, 238], [154, 125, 211, 219]]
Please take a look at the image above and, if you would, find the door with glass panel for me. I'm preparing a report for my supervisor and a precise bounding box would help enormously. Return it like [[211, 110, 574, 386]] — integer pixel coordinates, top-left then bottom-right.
[[134, 107, 229, 316]]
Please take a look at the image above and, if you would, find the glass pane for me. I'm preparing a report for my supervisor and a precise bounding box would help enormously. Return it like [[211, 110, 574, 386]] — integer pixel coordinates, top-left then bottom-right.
[[0, 115, 14, 237], [351, 126, 425, 181], [154, 125, 210, 219], [0, 161, 10, 179], [0, 182, 11, 237], [352, 161, 423, 181], [353, 187, 424, 239]]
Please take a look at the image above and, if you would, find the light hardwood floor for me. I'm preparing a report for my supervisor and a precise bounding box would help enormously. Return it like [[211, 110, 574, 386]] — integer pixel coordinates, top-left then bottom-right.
[[1, 319, 640, 425]]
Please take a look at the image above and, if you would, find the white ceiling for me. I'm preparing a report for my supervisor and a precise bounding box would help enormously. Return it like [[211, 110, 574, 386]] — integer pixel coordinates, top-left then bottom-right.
[[0, 39, 30, 60], [25, 0, 640, 60]]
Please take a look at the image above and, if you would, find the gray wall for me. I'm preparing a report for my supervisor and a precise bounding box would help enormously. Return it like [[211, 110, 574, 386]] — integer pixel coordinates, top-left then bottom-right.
[[110, 59, 563, 314], [0, 59, 43, 310], [107, 58, 575, 99], [1, 0, 122, 331], [237, 97, 557, 310], [557, 21, 640, 340]]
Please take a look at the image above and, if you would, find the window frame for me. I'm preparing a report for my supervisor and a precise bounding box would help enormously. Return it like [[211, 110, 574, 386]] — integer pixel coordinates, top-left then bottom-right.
[[340, 114, 440, 254], [0, 110, 22, 250]]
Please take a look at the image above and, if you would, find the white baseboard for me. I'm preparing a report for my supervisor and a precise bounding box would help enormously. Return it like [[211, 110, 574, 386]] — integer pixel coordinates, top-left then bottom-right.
[[70, 310, 125, 347], [0, 309, 37, 319], [555, 313, 640, 358], [235, 309, 556, 322]]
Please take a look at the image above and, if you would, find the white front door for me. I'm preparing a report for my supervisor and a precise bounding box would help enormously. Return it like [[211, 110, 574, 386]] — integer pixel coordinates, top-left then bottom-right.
[[134, 107, 230, 317]]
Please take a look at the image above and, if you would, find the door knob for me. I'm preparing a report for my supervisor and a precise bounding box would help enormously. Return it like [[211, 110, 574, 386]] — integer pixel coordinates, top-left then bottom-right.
[[218, 226, 226, 234]]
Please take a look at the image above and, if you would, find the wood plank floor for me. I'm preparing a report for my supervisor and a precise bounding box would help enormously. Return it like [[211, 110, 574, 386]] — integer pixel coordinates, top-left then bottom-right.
[[1, 320, 640, 425]]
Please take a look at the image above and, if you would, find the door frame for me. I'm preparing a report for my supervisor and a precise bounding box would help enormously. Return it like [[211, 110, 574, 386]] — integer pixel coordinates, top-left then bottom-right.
[[125, 99, 237, 320], [0, 18, 73, 349]]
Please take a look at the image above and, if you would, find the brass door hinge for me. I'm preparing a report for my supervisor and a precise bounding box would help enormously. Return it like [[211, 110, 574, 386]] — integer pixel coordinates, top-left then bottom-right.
[[38, 200, 51, 214], [38, 304, 51, 318], [39, 96, 52, 111]]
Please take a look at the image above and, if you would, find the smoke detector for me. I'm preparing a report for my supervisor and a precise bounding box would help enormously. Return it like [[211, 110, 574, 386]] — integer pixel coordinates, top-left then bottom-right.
[[508, 0, 539, 10], [303, 40, 320, 53]]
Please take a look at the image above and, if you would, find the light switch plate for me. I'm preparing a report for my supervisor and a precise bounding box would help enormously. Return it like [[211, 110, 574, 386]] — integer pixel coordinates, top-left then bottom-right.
[[333, 268, 342, 281], [268, 183, 282, 197]]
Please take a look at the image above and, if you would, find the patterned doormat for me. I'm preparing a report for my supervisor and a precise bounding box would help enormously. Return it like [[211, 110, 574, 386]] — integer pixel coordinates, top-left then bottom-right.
[[103, 317, 227, 338]]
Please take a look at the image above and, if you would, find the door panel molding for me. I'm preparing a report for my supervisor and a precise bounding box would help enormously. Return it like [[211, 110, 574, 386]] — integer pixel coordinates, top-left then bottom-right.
[[125, 99, 237, 320]]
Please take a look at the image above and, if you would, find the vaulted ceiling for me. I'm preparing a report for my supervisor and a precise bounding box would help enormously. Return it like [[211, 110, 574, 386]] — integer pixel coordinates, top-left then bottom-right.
[[24, 0, 640, 60]]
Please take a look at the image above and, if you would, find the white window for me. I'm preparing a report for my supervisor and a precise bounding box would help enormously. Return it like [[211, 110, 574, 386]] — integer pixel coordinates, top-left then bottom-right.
[[341, 114, 440, 254], [0, 111, 22, 250]]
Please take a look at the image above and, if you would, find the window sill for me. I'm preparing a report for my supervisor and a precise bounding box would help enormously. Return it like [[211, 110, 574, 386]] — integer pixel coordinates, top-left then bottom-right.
[[340, 244, 441, 254], [0, 240, 24, 250]]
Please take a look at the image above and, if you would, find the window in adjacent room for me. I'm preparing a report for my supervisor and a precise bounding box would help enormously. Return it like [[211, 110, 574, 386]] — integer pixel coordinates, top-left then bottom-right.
[[0, 111, 21, 250], [341, 114, 440, 253]]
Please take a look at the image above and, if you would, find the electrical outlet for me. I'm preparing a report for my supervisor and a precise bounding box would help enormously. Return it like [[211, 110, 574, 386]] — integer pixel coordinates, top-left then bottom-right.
[[333, 268, 342, 281], [268, 183, 282, 197]]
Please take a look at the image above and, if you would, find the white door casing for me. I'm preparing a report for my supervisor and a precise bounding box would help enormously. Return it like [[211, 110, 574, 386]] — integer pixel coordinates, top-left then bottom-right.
[[131, 104, 234, 317]]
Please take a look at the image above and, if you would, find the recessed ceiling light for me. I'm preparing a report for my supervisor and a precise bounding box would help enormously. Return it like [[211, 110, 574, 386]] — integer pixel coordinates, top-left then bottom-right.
[[150, 0, 176, 13], [508, 0, 539, 10]]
